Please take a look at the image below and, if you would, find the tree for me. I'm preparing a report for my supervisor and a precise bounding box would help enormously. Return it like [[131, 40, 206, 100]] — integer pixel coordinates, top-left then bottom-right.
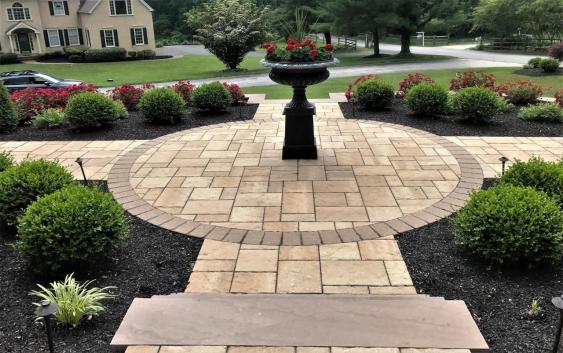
[[146, 0, 196, 42], [472, 0, 525, 38], [0, 82, 18, 133], [186, 0, 269, 70]]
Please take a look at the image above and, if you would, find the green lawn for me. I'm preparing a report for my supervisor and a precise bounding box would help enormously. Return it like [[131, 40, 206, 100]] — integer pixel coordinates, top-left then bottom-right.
[[1, 53, 453, 87], [243, 67, 563, 98]]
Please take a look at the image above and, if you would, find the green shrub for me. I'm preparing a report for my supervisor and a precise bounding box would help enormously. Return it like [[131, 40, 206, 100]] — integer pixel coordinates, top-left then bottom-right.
[[0, 159, 74, 226], [112, 99, 128, 119], [84, 48, 127, 62], [127, 51, 138, 59], [540, 58, 560, 73], [453, 185, 563, 265], [500, 157, 563, 207], [192, 82, 232, 112], [451, 87, 503, 122], [0, 53, 19, 64], [518, 103, 563, 123], [404, 83, 449, 116], [68, 55, 84, 63], [142, 49, 156, 59], [0, 81, 18, 132], [355, 79, 395, 110], [0, 151, 14, 172], [16, 185, 128, 273], [65, 92, 122, 129], [527, 57, 542, 68], [63, 46, 88, 57], [31, 274, 115, 327], [32, 109, 67, 128], [139, 87, 185, 123]]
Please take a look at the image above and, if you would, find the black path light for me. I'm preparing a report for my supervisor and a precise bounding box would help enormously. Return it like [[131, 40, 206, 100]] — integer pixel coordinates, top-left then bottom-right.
[[553, 295, 563, 353], [34, 300, 58, 353], [75, 157, 88, 185], [499, 156, 510, 175]]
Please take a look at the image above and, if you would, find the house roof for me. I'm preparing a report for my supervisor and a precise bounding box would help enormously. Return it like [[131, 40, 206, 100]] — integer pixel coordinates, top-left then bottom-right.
[[78, 0, 154, 14]]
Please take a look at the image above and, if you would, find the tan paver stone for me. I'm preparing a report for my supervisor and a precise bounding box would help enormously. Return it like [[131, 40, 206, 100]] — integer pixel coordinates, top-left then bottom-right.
[[400, 350, 471, 353], [284, 181, 313, 192], [239, 181, 269, 193], [228, 348, 294, 353], [279, 246, 319, 260], [193, 260, 236, 272], [314, 193, 347, 206], [183, 200, 234, 215], [235, 250, 278, 272], [323, 285, 369, 294], [125, 347, 160, 353], [277, 261, 322, 293], [211, 177, 241, 188], [333, 349, 400, 353], [263, 222, 298, 232], [298, 166, 327, 181], [231, 272, 277, 293], [190, 188, 223, 200], [230, 207, 265, 222], [319, 243, 360, 260], [160, 347, 227, 353], [360, 187, 397, 207], [282, 193, 314, 214], [154, 188, 192, 208], [369, 286, 417, 295], [235, 193, 282, 207], [198, 240, 240, 260], [384, 261, 413, 286], [297, 348, 330, 353], [366, 207, 403, 222], [313, 181, 359, 193], [316, 207, 368, 222], [185, 272, 232, 293], [321, 261, 389, 286], [391, 186, 427, 200], [359, 240, 403, 260]]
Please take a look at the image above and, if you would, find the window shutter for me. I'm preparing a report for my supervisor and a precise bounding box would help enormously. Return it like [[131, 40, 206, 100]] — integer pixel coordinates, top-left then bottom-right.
[[58, 30, 65, 46], [48, 1, 54, 15], [100, 30, 106, 48], [64, 1, 69, 15], [130, 28, 135, 45], [43, 30, 50, 47], [78, 29, 84, 45], [113, 29, 119, 47], [63, 30, 70, 46], [143, 27, 148, 45]]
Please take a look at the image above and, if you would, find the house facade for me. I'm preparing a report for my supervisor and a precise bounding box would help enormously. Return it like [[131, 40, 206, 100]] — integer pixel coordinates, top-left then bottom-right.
[[0, 0, 156, 56]]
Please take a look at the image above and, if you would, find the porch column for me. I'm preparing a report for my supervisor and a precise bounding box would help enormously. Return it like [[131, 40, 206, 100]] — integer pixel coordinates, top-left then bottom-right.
[[35, 32, 43, 53], [8, 34, 15, 53]]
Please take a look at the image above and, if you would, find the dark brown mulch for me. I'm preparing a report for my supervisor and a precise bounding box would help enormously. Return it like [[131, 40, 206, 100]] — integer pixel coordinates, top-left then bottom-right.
[[514, 68, 563, 77]]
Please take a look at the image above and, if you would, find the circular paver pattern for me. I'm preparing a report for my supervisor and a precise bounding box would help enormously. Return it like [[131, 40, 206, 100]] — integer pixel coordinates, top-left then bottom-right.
[[108, 116, 483, 245]]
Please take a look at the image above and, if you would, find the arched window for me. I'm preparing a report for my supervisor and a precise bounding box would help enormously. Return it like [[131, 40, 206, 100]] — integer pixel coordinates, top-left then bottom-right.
[[7, 2, 31, 20]]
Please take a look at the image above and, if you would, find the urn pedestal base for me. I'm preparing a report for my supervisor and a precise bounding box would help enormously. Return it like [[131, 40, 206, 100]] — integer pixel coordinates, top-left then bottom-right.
[[282, 87, 317, 160]]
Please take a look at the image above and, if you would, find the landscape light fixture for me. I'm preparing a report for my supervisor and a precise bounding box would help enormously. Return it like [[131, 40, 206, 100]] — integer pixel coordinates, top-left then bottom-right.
[[553, 295, 563, 353], [498, 156, 509, 175], [34, 300, 58, 353], [75, 157, 88, 185]]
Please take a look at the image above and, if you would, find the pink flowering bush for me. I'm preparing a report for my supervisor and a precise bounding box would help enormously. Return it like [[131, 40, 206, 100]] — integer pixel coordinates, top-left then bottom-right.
[[173, 80, 195, 105], [345, 75, 381, 102], [450, 71, 496, 91], [222, 82, 247, 104], [396, 73, 435, 98]]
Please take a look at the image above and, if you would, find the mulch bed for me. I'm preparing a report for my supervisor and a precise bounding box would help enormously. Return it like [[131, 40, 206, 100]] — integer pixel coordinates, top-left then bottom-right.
[[396, 179, 563, 353], [339, 101, 563, 137], [514, 68, 563, 77], [0, 182, 203, 353], [0, 104, 258, 141]]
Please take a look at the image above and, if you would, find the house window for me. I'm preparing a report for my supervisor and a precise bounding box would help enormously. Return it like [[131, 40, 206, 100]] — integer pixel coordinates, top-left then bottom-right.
[[110, 0, 132, 15], [47, 29, 61, 47], [7, 2, 31, 21], [52, 1, 66, 16], [67, 28, 80, 46], [133, 27, 145, 45], [104, 29, 115, 47]]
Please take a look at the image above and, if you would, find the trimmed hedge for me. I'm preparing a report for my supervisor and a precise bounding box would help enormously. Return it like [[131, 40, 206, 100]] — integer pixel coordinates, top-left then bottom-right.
[[0, 53, 19, 64], [0, 81, 18, 132], [192, 82, 232, 112], [451, 87, 503, 122], [404, 83, 449, 116], [355, 78, 395, 110], [139, 87, 185, 123], [84, 48, 127, 62], [65, 92, 123, 129]]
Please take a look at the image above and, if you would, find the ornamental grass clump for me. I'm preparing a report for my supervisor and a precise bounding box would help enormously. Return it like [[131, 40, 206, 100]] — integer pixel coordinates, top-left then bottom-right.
[[404, 83, 449, 116], [139, 87, 185, 123], [31, 274, 116, 327], [32, 108, 67, 129], [452, 185, 563, 265], [355, 78, 395, 110], [518, 103, 563, 123], [16, 185, 128, 273]]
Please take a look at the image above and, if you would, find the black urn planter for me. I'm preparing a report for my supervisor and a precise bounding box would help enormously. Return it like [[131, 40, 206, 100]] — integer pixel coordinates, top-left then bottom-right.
[[261, 59, 339, 160]]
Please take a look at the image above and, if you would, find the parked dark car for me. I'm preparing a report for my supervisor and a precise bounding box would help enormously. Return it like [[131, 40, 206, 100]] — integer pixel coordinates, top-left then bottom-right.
[[0, 71, 83, 92]]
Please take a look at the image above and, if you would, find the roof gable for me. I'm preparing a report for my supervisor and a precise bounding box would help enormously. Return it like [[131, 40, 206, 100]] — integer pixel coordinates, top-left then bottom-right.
[[78, 0, 153, 14]]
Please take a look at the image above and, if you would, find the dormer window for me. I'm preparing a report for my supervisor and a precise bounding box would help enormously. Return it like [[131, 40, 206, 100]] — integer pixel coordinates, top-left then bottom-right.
[[110, 0, 132, 15], [7, 2, 31, 21], [49, 1, 69, 16]]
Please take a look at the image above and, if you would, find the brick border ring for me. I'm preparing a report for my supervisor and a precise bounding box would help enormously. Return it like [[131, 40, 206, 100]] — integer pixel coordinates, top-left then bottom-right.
[[107, 117, 484, 245]]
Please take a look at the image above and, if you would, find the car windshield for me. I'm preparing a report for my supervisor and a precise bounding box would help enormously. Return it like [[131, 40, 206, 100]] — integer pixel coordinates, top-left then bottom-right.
[[36, 74, 60, 84]]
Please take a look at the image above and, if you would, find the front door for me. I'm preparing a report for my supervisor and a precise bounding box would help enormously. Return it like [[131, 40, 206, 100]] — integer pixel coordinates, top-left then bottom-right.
[[17, 32, 31, 53]]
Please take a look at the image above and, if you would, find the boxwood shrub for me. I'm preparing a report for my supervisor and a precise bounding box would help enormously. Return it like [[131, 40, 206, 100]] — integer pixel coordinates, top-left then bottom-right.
[[0, 53, 19, 64], [452, 185, 563, 265], [65, 92, 122, 129], [355, 78, 395, 110], [0, 151, 14, 172], [518, 103, 563, 122], [499, 157, 563, 207], [0, 159, 74, 226], [192, 82, 232, 112], [84, 48, 127, 62], [404, 83, 449, 116], [540, 58, 560, 73], [139, 87, 185, 123], [16, 185, 128, 273], [451, 87, 503, 122]]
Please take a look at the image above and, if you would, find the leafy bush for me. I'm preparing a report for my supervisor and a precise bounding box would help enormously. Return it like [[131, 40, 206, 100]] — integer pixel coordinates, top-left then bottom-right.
[[500, 157, 563, 207], [0, 159, 74, 226], [65, 92, 122, 129], [451, 87, 503, 122], [68, 55, 84, 63], [16, 185, 128, 273], [450, 71, 496, 91], [32, 108, 67, 128], [139, 87, 185, 123], [396, 73, 435, 98], [0, 53, 19, 64], [355, 78, 395, 110], [142, 49, 156, 59], [548, 41, 563, 61], [556, 89, 563, 107], [0, 81, 18, 132], [223, 82, 247, 103], [112, 100, 128, 120], [31, 274, 116, 327], [540, 58, 560, 73], [518, 103, 563, 123], [84, 48, 127, 62], [527, 57, 543, 68], [127, 51, 138, 59], [452, 185, 563, 265], [0, 151, 14, 172], [173, 80, 195, 105], [110, 84, 145, 111], [404, 83, 449, 116], [192, 82, 232, 112], [495, 80, 543, 105], [345, 74, 381, 102]]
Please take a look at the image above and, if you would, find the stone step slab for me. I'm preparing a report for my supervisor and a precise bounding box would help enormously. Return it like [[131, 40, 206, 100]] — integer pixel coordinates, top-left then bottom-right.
[[111, 294, 488, 352]]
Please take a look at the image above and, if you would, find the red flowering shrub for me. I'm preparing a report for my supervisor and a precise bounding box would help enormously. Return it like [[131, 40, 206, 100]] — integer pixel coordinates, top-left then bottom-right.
[[110, 84, 145, 111], [450, 71, 496, 91], [495, 80, 543, 105], [396, 73, 435, 98], [264, 37, 334, 62], [173, 80, 195, 105], [548, 41, 563, 61], [10, 84, 97, 122], [345, 75, 381, 102], [222, 82, 247, 104], [555, 89, 563, 107]]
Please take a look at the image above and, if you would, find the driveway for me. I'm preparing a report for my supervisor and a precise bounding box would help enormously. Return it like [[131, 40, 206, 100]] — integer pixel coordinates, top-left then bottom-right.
[[157, 45, 263, 57]]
